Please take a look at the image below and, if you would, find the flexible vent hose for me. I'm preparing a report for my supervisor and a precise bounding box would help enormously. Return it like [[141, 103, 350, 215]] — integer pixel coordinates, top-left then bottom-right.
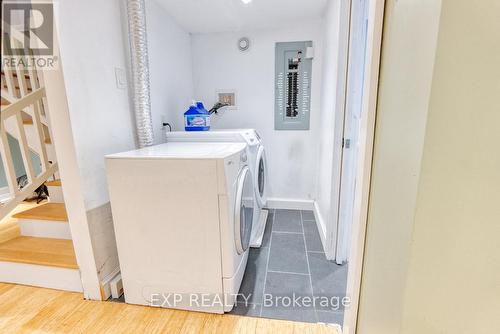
[[127, 0, 154, 148]]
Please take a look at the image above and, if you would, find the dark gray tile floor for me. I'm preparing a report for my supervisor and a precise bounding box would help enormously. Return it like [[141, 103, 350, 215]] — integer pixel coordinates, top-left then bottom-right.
[[230, 209, 348, 326]]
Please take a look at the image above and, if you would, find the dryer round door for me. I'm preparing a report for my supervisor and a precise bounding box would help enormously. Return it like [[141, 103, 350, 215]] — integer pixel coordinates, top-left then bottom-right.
[[234, 166, 254, 254], [254, 146, 268, 208]]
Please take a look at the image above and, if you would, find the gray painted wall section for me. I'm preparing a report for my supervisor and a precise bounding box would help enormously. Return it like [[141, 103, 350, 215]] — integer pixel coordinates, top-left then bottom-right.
[[86, 202, 120, 282]]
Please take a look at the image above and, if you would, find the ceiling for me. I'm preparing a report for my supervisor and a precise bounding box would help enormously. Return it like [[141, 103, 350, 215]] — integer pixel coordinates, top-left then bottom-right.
[[155, 0, 327, 34]]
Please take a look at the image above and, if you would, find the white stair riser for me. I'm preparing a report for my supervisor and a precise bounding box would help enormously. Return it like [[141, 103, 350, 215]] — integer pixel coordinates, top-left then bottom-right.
[[47, 185, 64, 203], [0, 261, 82, 292], [0, 187, 12, 204], [18, 219, 72, 240]]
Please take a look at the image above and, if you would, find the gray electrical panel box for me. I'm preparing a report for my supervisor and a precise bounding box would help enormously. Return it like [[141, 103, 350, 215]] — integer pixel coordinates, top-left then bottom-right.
[[275, 41, 313, 130]]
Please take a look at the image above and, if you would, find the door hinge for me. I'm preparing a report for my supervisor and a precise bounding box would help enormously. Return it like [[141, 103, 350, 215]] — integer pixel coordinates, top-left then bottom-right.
[[342, 138, 351, 149]]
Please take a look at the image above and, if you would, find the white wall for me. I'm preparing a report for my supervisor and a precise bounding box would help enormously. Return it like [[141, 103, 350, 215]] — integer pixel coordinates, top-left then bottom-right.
[[359, 1, 500, 333], [57, 0, 137, 210], [190, 22, 324, 202], [56, 0, 136, 290], [59, 0, 194, 207], [356, 0, 443, 332], [146, 0, 194, 144], [56, 0, 196, 293], [51, 0, 199, 299], [400, 0, 500, 332], [315, 0, 349, 252]]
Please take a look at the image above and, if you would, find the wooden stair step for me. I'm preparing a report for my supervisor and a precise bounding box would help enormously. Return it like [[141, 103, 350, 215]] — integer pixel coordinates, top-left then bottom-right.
[[13, 203, 68, 222], [45, 179, 62, 187], [0, 236, 78, 269]]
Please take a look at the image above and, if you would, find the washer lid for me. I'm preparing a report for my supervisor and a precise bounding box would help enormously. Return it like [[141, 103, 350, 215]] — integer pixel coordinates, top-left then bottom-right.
[[166, 129, 261, 147], [106, 142, 247, 160]]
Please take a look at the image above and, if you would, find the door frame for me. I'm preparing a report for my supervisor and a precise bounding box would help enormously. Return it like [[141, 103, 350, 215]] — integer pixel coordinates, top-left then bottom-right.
[[323, 0, 353, 263], [340, 0, 386, 333], [336, 0, 371, 265]]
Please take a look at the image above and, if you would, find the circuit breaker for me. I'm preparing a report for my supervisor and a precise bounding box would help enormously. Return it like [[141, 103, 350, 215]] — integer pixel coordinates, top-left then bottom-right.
[[275, 41, 313, 130]]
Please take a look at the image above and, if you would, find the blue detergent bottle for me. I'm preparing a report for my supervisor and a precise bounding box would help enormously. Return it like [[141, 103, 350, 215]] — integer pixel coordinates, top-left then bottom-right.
[[184, 102, 210, 131]]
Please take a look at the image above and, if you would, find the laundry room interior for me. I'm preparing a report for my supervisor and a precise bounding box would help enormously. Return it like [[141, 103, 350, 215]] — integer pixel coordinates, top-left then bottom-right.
[[2, 0, 498, 332], [0, 0, 374, 329], [102, 0, 371, 328]]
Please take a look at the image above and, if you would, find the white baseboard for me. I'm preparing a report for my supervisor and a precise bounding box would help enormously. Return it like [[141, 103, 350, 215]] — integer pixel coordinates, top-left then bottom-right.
[[18, 219, 72, 240], [110, 273, 123, 299], [0, 261, 82, 292], [265, 198, 315, 211], [313, 201, 335, 261], [100, 267, 121, 300]]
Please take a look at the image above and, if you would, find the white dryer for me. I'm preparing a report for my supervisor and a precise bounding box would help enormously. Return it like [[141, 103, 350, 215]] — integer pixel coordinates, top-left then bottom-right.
[[105, 142, 253, 313], [166, 129, 269, 248]]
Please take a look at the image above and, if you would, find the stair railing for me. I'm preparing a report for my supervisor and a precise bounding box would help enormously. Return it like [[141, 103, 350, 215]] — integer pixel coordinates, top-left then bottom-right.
[[0, 29, 58, 220]]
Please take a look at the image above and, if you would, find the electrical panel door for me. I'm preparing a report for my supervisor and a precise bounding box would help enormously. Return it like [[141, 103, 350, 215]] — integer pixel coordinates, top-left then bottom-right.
[[275, 41, 313, 130]]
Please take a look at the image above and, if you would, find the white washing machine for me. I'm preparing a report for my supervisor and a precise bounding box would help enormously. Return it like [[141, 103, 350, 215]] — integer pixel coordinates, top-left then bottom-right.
[[105, 142, 253, 313], [166, 129, 269, 247]]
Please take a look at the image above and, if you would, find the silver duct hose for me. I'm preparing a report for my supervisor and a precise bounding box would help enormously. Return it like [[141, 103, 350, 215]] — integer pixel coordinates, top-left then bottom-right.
[[127, 0, 154, 148]]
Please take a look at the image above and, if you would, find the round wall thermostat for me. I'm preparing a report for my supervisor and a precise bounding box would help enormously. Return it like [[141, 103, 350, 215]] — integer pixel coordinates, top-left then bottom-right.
[[238, 37, 250, 51]]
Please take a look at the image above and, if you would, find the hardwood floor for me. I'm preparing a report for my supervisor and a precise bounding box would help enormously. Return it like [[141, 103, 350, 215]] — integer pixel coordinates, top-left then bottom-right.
[[0, 283, 340, 333]]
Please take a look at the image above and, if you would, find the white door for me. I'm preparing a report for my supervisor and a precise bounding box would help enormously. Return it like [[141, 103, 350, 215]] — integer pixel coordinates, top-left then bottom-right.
[[335, 0, 370, 264]]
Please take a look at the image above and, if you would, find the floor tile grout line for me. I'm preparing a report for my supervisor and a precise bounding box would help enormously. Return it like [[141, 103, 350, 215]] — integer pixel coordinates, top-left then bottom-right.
[[316, 310, 345, 314], [307, 250, 325, 254], [271, 231, 303, 235], [300, 210, 319, 323], [260, 208, 276, 317], [267, 270, 310, 276]]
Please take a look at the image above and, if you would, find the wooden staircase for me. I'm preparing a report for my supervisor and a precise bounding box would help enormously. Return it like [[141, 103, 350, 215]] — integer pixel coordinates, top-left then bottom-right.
[[0, 26, 81, 293], [0, 184, 81, 292]]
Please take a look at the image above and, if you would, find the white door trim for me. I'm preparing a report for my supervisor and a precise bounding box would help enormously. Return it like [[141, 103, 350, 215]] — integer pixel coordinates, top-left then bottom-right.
[[336, 0, 371, 265], [324, 0, 353, 262], [342, 0, 385, 333]]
